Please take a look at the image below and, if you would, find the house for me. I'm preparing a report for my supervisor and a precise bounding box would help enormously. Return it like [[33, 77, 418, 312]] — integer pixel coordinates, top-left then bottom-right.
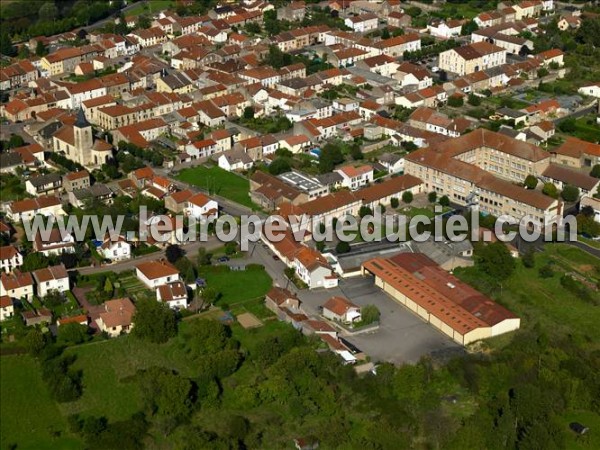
[[558, 14, 581, 31], [335, 164, 374, 190], [0, 271, 34, 301], [96, 297, 136, 337], [428, 19, 463, 39], [551, 137, 600, 169], [439, 42, 507, 75], [250, 171, 307, 210], [344, 14, 378, 33], [580, 196, 600, 223], [57, 314, 89, 328], [136, 260, 180, 289], [32, 264, 70, 298], [0, 296, 14, 321], [578, 82, 600, 99], [529, 120, 555, 141], [387, 11, 411, 28], [395, 62, 433, 89], [0, 246, 23, 273], [322, 296, 361, 324], [541, 164, 599, 197], [22, 309, 53, 327], [279, 135, 311, 154], [157, 281, 188, 309], [33, 229, 75, 256], [293, 246, 338, 289], [25, 173, 63, 197], [99, 235, 131, 261], [165, 189, 194, 213], [377, 153, 404, 174], [218, 149, 254, 172], [265, 286, 306, 326], [7, 195, 64, 222], [185, 193, 219, 222], [68, 184, 114, 208], [63, 170, 91, 192]]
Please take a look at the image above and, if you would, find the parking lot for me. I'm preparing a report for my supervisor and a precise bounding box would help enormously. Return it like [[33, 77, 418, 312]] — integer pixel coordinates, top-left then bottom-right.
[[300, 276, 462, 365]]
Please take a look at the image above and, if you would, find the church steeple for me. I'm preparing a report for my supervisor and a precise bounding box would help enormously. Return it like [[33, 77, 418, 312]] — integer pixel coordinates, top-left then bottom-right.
[[74, 107, 90, 128]]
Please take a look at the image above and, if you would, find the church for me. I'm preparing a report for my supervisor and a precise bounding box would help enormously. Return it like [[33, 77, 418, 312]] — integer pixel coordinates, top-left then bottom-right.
[[52, 108, 113, 169]]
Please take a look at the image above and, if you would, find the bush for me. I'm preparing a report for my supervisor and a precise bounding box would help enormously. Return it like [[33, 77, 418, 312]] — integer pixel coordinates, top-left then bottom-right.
[[402, 191, 413, 204], [390, 197, 399, 208], [361, 305, 380, 325], [561, 185, 580, 202], [447, 95, 464, 107], [539, 264, 554, 278], [439, 195, 450, 207], [335, 241, 351, 254], [522, 249, 535, 268], [428, 191, 437, 203], [542, 182, 558, 198], [524, 175, 538, 190], [467, 94, 481, 106]]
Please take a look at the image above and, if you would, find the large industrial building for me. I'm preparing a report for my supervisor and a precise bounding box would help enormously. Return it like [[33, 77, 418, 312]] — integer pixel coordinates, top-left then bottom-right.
[[362, 253, 520, 345]]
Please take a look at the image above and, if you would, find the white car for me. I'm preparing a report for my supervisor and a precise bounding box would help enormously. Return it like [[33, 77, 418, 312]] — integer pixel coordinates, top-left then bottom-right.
[[431, 66, 440, 73]]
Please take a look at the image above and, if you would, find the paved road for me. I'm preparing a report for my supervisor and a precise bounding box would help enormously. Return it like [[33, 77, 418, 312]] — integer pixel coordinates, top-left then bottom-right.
[[73, 235, 223, 275]]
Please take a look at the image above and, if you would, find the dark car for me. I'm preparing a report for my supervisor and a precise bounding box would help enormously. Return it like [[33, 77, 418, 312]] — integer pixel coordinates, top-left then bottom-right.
[[217, 256, 230, 263], [272, 255, 280, 261]]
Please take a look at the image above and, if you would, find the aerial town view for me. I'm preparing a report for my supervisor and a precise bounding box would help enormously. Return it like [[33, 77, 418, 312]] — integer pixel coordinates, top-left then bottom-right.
[[0, 0, 599, 448]]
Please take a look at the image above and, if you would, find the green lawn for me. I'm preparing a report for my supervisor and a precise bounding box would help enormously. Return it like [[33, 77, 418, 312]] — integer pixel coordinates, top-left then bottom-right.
[[455, 244, 600, 345], [571, 116, 600, 143], [176, 165, 255, 209], [126, 0, 173, 16], [198, 264, 272, 307], [563, 410, 600, 450], [1, 355, 83, 450]]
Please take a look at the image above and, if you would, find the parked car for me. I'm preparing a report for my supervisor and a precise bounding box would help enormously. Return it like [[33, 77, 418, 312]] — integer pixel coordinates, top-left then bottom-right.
[[272, 255, 280, 261], [432, 66, 440, 73], [217, 256, 230, 263]]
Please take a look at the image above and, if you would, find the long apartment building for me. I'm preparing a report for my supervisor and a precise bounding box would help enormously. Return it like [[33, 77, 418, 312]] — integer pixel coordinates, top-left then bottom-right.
[[439, 41, 507, 75], [404, 129, 563, 227]]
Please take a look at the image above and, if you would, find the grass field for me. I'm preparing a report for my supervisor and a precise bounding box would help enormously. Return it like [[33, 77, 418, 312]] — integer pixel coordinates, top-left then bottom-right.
[[1, 356, 83, 450], [176, 165, 255, 208], [198, 264, 272, 307], [563, 410, 600, 450], [571, 115, 600, 143], [126, 0, 173, 16], [456, 244, 600, 345]]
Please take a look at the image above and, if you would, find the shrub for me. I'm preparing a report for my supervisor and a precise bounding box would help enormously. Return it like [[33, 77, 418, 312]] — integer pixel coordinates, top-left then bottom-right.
[[402, 191, 413, 204]]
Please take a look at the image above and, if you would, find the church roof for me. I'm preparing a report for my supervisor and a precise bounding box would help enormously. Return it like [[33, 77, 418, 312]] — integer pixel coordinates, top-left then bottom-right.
[[74, 107, 90, 128]]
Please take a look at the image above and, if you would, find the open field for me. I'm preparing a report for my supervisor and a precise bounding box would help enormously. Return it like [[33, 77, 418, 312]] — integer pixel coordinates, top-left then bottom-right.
[[455, 244, 600, 345], [1, 355, 83, 450], [176, 165, 254, 208], [198, 264, 272, 307]]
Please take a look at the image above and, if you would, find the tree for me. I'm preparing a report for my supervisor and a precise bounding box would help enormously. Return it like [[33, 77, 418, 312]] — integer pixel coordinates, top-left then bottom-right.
[[23, 329, 46, 355], [524, 175, 538, 189], [561, 185, 580, 202], [268, 157, 291, 175], [200, 286, 219, 309], [361, 305, 380, 325], [39, 2, 59, 21], [439, 195, 450, 207], [402, 191, 413, 204], [539, 264, 554, 279], [522, 249, 535, 268], [132, 299, 177, 344], [8, 134, 25, 149], [359, 206, 373, 218], [58, 323, 89, 345], [467, 94, 481, 106], [136, 366, 192, 433], [0, 29, 15, 56], [590, 164, 600, 178], [335, 241, 351, 254], [474, 242, 516, 281], [558, 117, 576, 133], [318, 142, 345, 173], [165, 244, 184, 263], [447, 95, 464, 107], [21, 252, 49, 272], [537, 67, 549, 78], [381, 27, 390, 39], [461, 20, 479, 36], [284, 266, 295, 280], [428, 191, 437, 203], [576, 213, 600, 237], [542, 182, 558, 198], [197, 247, 212, 266], [350, 144, 364, 160], [390, 197, 399, 208], [243, 106, 255, 120]]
